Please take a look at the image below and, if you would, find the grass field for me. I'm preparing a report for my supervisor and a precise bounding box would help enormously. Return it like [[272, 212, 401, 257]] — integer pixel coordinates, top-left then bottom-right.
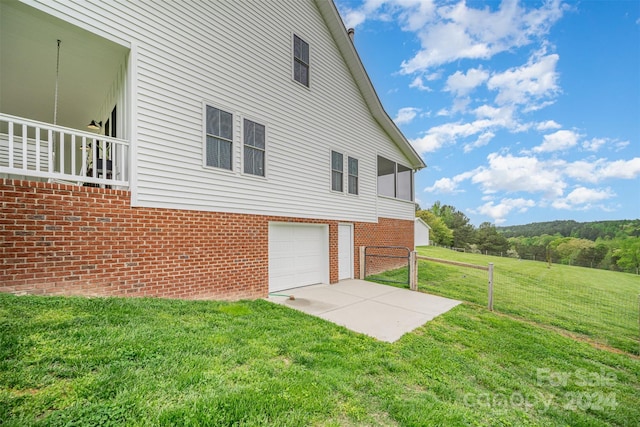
[[1, 293, 640, 426], [374, 246, 640, 355]]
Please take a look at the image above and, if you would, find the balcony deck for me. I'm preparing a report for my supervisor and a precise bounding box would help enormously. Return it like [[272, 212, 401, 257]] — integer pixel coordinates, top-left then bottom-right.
[[0, 113, 129, 189]]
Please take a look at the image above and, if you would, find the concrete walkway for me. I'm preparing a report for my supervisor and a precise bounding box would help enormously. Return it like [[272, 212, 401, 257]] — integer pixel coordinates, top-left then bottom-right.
[[267, 279, 461, 342]]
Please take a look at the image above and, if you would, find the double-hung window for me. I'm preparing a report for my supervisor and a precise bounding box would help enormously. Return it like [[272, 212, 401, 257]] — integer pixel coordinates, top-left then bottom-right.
[[331, 151, 343, 192], [293, 35, 309, 87], [332, 152, 359, 195], [348, 157, 358, 195], [243, 119, 266, 176], [205, 106, 233, 170]]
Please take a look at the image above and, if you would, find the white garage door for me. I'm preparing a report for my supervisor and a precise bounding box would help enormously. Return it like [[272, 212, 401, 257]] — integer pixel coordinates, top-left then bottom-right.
[[269, 223, 329, 292]]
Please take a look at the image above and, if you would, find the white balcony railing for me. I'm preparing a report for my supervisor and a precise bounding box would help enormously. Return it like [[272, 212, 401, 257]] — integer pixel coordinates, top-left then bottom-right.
[[0, 113, 129, 188]]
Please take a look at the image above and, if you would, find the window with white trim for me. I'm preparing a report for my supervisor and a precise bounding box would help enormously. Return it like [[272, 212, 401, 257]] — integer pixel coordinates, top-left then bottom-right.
[[205, 105, 233, 170], [377, 156, 413, 201], [331, 151, 343, 192], [293, 35, 309, 87], [348, 157, 358, 195], [243, 119, 266, 176]]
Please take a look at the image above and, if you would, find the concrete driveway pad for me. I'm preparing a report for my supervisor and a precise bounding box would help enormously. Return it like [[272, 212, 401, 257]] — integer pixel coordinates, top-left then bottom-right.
[[268, 279, 461, 342]]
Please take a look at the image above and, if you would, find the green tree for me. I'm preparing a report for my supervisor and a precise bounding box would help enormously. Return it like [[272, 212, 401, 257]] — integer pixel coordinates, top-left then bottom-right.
[[474, 222, 509, 254], [429, 203, 474, 248], [615, 238, 640, 274], [555, 238, 595, 266]]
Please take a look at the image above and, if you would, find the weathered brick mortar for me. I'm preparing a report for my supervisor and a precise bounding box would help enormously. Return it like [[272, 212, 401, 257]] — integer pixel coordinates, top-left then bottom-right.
[[1, 179, 413, 299]]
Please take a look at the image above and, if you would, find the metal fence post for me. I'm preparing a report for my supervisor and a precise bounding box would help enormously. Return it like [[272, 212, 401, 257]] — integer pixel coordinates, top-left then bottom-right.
[[488, 262, 494, 311]]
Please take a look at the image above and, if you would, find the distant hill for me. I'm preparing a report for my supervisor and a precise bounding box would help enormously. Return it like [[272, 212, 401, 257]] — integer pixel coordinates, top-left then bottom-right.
[[496, 219, 640, 240]]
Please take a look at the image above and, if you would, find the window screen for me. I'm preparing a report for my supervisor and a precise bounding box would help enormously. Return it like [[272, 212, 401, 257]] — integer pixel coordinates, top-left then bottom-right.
[[377, 156, 396, 198], [206, 106, 233, 170], [293, 35, 309, 87], [331, 151, 343, 192], [348, 157, 358, 195], [244, 119, 265, 176], [396, 163, 413, 201], [377, 156, 413, 201]]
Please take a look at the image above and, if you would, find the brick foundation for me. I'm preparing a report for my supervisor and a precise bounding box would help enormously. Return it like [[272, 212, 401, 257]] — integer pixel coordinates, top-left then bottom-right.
[[1, 179, 413, 299]]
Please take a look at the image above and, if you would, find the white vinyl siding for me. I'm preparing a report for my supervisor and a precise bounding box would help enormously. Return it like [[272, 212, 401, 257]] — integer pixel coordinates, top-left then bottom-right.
[[33, 0, 417, 223]]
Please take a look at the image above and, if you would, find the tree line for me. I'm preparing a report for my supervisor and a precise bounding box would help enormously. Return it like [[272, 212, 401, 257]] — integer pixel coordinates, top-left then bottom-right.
[[416, 202, 640, 274]]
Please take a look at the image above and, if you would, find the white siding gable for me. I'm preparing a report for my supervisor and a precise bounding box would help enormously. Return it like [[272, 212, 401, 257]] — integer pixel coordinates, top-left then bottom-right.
[[29, 0, 419, 222]]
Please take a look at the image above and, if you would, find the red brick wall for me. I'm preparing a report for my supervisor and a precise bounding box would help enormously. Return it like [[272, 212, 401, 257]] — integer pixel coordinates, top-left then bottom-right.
[[1, 179, 413, 299], [354, 218, 415, 278]]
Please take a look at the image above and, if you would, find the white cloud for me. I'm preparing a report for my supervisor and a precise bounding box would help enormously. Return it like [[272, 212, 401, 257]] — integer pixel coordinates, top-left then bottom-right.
[[551, 187, 615, 209], [552, 157, 640, 184], [410, 119, 494, 153], [582, 137, 607, 152], [424, 170, 475, 193], [594, 158, 640, 180], [533, 129, 580, 153], [614, 140, 630, 151], [471, 153, 566, 198], [338, 0, 388, 28], [445, 67, 489, 97], [421, 152, 638, 222], [410, 133, 444, 153], [536, 120, 562, 131], [471, 198, 536, 224], [394, 107, 421, 125], [342, 10, 367, 29], [463, 131, 495, 153], [409, 76, 432, 91], [424, 177, 460, 193], [582, 137, 630, 153], [398, 0, 566, 73], [487, 52, 560, 107], [412, 104, 522, 154]]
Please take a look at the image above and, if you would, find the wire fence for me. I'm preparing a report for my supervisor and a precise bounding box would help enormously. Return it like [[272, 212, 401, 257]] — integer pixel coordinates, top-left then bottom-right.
[[411, 257, 640, 355]]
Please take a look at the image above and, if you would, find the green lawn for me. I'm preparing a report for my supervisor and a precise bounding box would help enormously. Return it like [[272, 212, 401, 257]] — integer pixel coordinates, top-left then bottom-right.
[[379, 246, 640, 355], [1, 293, 639, 426]]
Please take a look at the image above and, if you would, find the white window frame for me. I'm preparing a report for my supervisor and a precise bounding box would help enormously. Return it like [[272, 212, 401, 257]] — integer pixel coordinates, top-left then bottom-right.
[[331, 150, 344, 192], [347, 156, 359, 196], [242, 117, 267, 178], [203, 103, 235, 172]]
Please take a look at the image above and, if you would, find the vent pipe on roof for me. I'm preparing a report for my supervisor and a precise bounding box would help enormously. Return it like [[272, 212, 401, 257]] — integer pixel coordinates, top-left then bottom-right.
[[347, 28, 355, 42]]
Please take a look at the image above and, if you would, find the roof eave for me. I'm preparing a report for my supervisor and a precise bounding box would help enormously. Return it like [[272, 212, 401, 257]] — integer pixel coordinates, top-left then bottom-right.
[[315, 0, 426, 171]]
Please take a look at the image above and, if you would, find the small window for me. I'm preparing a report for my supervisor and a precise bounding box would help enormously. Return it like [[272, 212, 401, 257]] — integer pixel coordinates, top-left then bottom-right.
[[243, 119, 266, 177], [293, 35, 309, 87], [206, 106, 233, 170], [348, 157, 358, 195], [331, 151, 343, 192]]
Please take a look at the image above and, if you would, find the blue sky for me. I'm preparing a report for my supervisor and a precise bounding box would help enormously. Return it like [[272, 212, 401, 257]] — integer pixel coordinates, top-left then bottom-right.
[[335, 0, 640, 226]]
